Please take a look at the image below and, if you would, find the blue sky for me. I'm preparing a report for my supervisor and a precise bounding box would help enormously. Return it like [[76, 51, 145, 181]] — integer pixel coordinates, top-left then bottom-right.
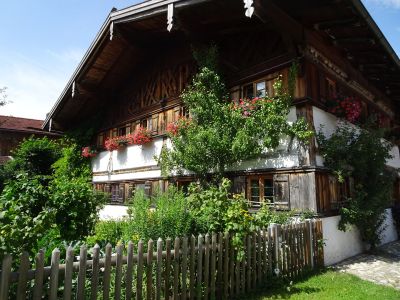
[[0, 0, 399, 120]]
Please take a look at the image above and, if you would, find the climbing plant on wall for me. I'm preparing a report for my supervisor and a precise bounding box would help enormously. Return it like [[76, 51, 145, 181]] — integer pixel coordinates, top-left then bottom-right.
[[317, 124, 396, 249]]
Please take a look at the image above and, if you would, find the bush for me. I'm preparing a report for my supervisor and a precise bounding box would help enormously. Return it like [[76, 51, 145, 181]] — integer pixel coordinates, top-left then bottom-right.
[[51, 176, 107, 242], [254, 203, 294, 227], [0, 174, 56, 258], [86, 220, 127, 247], [124, 187, 194, 243]]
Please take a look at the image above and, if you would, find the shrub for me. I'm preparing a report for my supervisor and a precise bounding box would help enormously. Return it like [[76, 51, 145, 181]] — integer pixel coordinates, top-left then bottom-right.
[[254, 203, 294, 227], [51, 176, 107, 242], [0, 174, 56, 258], [86, 220, 127, 247], [125, 187, 194, 243]]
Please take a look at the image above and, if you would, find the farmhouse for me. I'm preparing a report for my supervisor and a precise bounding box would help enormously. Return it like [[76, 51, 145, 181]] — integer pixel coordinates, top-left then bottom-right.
[[0, 115, 59, 164], [43, 0, 400, 225]]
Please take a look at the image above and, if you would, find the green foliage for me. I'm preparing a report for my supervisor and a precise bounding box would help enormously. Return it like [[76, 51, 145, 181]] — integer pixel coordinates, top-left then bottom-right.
[[317, 125, 396, 248], [254, 203, 294, 227], [52, 143, 92, 180], [0, 174, 56, 258], [86, 220, 127, 247], [124, 187, 194, 243], [159, 64, 312, 181], [51, 176, 107, 242], [7, 137, 61, 177], [0, 137, 106, 259]]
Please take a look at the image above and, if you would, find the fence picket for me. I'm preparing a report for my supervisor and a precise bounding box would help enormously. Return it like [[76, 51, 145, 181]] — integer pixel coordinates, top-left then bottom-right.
[[91, 244, 100, 300], [0, 254, 12, 300], [210, 233, 217, 299], [49, 248, 60, 300], [147, 239, 154, 300], [246, 234, 251, 292], [197, 234, 204, 299], [181, 237, 188, 300], [77, 245, 87, 300], [33, 250, 45, 300], [223, 232, 229, 299], [165, 238, 171, 299], [173, 237, 179, 300], [137, 240, 144, 300], [103, 244, 112, 300], [189, 235, 195, 300], [217, 232, 223, 299], [156, 238, 163, 300], [114, 244, 123, 300], [63, 246, 74, 300], [204, 234, 210, 300], [16, 252, 29, 300], [126, 242, 134, 300]]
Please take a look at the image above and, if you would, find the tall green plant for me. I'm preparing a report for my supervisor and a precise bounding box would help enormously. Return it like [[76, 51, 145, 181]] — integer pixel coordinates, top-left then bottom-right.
[[317, 125, 396, 249], [159, 58, 312, 182]]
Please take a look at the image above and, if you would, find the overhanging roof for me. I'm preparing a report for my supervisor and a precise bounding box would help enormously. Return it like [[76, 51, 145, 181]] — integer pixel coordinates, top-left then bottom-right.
[[43, 0, 400, 131]]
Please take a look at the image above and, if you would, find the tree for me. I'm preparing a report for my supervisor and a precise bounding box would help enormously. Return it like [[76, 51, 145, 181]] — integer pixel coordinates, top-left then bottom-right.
[[159, 58, 312, 183], [0, 86, 9, 107]]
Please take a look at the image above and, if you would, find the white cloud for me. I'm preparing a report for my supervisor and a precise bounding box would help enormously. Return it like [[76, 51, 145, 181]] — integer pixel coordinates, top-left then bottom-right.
[[0, 49, 83, 120], [364, 0, 400, 8]]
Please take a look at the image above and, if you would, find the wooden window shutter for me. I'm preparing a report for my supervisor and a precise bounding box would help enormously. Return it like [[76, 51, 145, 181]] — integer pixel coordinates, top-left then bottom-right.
[[174, 106, 180, 121], [152, 114, 159, 134], [273, 174, 290, 208]]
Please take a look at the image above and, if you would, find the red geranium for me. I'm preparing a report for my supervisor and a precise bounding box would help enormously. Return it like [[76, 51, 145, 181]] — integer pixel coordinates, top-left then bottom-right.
[[132, 127, 152, 145], [81, 146, 97, 158], [327, 95, 362, 123]]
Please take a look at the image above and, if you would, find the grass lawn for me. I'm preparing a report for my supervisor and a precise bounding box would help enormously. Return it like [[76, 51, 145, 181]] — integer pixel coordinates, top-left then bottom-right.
[[241, 269, 400, 300]]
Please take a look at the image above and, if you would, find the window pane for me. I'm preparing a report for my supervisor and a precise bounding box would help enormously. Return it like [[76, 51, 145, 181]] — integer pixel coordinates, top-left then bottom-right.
[[256, 81, 266, 97], [243, 84, 254, 99], [250, 179, 260, 204], [264, 179, 274, 203]]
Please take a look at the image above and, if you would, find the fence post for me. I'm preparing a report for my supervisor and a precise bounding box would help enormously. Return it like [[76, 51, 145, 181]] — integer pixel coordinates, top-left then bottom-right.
[[305, 220, 314, 269]]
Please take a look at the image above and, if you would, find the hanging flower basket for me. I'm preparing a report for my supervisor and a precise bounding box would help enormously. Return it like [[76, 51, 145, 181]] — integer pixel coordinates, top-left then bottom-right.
[[81, 146, 98, 158], [327, 95, 362, 123]]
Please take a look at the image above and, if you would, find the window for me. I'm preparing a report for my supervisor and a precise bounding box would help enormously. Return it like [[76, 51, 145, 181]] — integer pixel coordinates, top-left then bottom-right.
[[243, 84, 254, 99], [326, 78, 336, 100], [247, 175, 274, 208], [97, 133, 104, 148], [118, 126, 126, 136], [110, 184, 124, 204], [256, 81, 266, 98]]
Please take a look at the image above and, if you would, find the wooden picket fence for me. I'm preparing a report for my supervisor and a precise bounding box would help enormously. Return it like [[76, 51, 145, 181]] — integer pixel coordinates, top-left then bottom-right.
[[0, 219, 323, 299]]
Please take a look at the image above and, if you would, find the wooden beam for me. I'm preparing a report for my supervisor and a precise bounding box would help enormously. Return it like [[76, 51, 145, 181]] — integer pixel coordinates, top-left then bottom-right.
[[253, 0, 303, 44], [333, 37, 375, 46], [314, 18, 360, 30]]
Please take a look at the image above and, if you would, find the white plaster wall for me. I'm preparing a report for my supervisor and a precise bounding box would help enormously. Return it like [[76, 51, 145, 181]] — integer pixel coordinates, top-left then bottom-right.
[[92, 107, 305, 180], [322, 208, 398, 266], [313, 106, 400, 169], [99, 205, 129, 220]]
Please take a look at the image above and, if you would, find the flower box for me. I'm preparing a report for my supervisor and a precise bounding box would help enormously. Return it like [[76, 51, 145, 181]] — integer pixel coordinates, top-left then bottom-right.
[[104, 127, 153, 151], [327, 95, 362, 123]]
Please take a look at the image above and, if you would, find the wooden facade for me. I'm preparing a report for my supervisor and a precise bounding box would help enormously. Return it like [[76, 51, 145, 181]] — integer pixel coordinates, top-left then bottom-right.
[[44, 0, 400, 214]]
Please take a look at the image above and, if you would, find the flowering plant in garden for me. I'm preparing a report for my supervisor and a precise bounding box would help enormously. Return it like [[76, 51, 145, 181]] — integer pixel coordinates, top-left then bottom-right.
[[81, 146, 97, 158], [166, 117, 192, 136], [327, 95, 362, 123], [132, 127, 152, 145]]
